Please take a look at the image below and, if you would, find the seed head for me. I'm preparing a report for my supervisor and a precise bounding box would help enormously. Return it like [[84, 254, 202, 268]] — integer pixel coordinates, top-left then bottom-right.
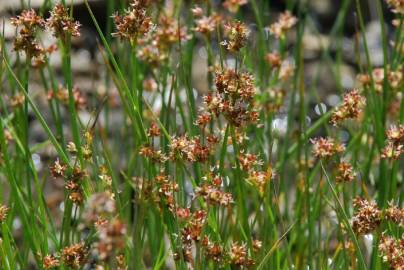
[[194, 15, 221, 35], [112, 0, 152, 43], [269, 11, 297, 39], [385, 0, 404, 14], [47, 4, 81, 41], [310, 137, 345, 158], [61, 243, 88, 269], [223, 0, 248, 13], [43, 255, 60, 269], [378, 234, 404, 269], [385, 203, 404, 227], [221, 20, 249, 52], [11, 9, 45, 59], [335, 162, 356, 183], [330, 89, 365, 126], [352, 197, 382, 234], [0, 204, 9, 223]]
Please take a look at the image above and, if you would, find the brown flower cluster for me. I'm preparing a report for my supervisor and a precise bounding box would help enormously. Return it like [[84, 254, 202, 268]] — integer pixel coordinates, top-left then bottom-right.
[[247, 167, 274, 194], [221, 20, 249, 52], [46, 4, 81, 41], [137, 13, 189, 66], [43, 243, 88, 269], [95, 218, 127, 261], [378, 234, 404, 270], [65, 167, 87, 204], [112, 0, 152, 43], [229, 242, 255, 267], [177, 210, 207, 263], [310, 137, 345, 158], [223, 0, 248, 13], [352, 197, 382, 234], [50, 159, 87, 204], [153, 15, 189, 51], [84, 192, 116, 224], [385, 202, 404, 227], [195, 182, 233, 207], [386, 0, 404, 14], [330, 89, 365, 126], [357, 67, 403, 93], [139, 145, 168, 163], [203, 68, 257, 127], [155, 173, 179, 212], [61, 243, 88, 268], [47, 85, 87, 110], [202, 236, 224, 262], [11, 9, 45, 59], [194, 14, 222, 35], [381, 124, 404, 160], [335, 161, 356, 183], [169, 135, 211, 163], [269, 11, 297, 39]]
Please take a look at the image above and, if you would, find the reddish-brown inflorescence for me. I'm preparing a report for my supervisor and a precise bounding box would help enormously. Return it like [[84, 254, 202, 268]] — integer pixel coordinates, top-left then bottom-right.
[[112, 0, 152, 43], [310, 137, 345, 158], [61, 243, 88, 269], [221, 20, 249, 52], [330, 89, 366, 126], [84, 192, 116, 224], [169, 135, 210, 163], [43, 254, 60, 269], [381, 124, 404, 160], [223, 0, 248, 13], [95, 218, 127, 261], [385, 0, 404, 14], [229, 242, 255, 266], [194, 14, 221, 35], [46, 4, 81, 41], [378, 234, 404, 270], [335, 161, 356, 183], [204, 68, 257, 127], [385, 203, 404, 227], [195, 184, 234, 207], [50, 159, 67, 178], [139, 146, 168, 163], [352, 197, 382, 234], [147, 122, 161, 137], [11, 9, 45, 59], [269, 11, 297, 39]]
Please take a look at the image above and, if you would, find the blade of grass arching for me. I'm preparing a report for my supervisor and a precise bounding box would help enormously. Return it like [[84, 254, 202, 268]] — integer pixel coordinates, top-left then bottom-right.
[[3, 57, 69, 165], [84, 0, 148, 143], [320, 161, 367, 270], [257, 221, 296, 270]]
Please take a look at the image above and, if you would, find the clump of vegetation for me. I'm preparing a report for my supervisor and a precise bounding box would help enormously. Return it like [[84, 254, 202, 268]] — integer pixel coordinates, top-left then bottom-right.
[[0, 0, 403, 269]]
